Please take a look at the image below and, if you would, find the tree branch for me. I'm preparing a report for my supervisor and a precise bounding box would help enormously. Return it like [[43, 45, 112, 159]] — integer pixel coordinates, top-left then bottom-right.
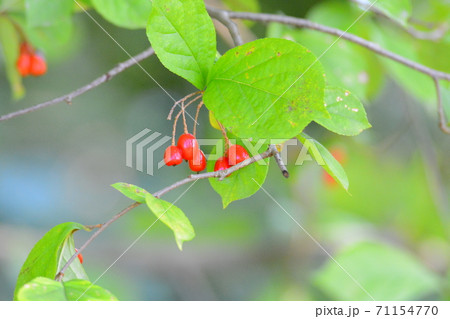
[[0, 47, 155, 122], [55, 146, 276, 280], [350, 0, 448, 41], [207, 7, 243, 46], [433, 77, 450, 134], [206, 7, 450, 81]]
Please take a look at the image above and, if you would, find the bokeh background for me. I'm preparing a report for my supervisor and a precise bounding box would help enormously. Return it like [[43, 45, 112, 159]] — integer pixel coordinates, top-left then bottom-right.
[[0, 0, 449, 300]]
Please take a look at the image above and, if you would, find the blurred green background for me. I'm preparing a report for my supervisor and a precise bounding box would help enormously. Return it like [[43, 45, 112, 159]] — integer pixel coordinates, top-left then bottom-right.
[[0, 0, 449, 300]]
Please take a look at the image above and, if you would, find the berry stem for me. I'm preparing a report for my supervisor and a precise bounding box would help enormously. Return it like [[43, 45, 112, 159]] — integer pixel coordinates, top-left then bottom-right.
[[171, 94, 202, 143], [167, 91, 201, 120], [193, 100, 204, 137], [218, 120, 231, 149]]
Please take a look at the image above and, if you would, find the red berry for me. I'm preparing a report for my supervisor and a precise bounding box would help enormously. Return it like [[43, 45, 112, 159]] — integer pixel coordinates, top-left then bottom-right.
[[188, 149, 206, 172], [177, 133, 199, 160], [214, 156, 231, 172], [226, 144, 249, 165], [29, 54, 47, 76], [75, 248, 83, 264], [16, 53, 31, 77], [164, 146, 183, 166]]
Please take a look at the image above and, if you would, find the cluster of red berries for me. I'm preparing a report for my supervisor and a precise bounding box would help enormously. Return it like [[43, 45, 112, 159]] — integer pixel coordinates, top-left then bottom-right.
[[164, 134, 250, 176], [214, 144, 250, 174], [16, 42, 47, 77], [164, 133, 206, 172]]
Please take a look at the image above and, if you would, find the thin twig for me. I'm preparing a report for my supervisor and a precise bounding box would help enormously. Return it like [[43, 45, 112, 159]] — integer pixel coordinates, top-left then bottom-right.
[[269, 144, 289, 178], [350, 0, 448, 41], [55, 147, 277, 278], [193, 100, 203, 137], [205, 7, 450, 81], [433, 77, 450, 134], [207, 7, 244, 46], [0, 48, 155, 122], [55, 201, 141, 281]]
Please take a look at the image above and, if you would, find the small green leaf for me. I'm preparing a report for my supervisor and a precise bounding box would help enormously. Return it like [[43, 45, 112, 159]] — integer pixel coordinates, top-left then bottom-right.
[[203, 38, 327, 141], [314, 242, 440, 300], [58, 235, 89, 282], [0, 16, 25, 99], [207, 140, 269, 208], [16, 277, 118, 301], [147, 0, 216, 89], [298, 133, 348, 191], [112, 182, 149, 203], [91, 0, 152, 29], [14, 222, 89, 300], [315, 86, 371, 136], [145, 194, 195, 250]]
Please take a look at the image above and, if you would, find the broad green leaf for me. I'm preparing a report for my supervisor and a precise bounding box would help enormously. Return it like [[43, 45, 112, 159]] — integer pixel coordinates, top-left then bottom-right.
[[112, 182, 149, 203], [16, 277, 118, 301], [0, 16, 24, 99], [14, 222, 89, 300], [91, 0, 152, 29], [314, 242, 440, 300], [315, 87, 371, 136], [25, 0, 74, 50], [147, 0, 216, 89], [267, 1, 383, 100], [371, 0, 412, 27], [145, 193, 195, 250], [207, 140, 270, 208], [298, 133, 348, 190], [203, 38, 327, 141]]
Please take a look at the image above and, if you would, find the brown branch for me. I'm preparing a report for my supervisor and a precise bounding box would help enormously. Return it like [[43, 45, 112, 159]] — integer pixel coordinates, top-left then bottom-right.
[[207, 7, 243, 46], [350, 0, 448, 41], [269, 144, 289, 178], [55, 147, 276, 280], [433, 77, 450, 134], [0, 47, 155, 122], [206, 7, 450, 81]]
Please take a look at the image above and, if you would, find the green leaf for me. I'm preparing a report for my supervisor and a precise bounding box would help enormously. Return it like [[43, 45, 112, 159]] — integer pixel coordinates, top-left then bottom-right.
[[14, 222, 89, 300], [314, 242, 440, 300], [298, 133, 348, 191], [25, 0, 74, 50], [267, 1, 383, 100], [91, 0, 152, 29], [314, 86, 371, 136], [147, 0, 216, 89], [16, 277, 118, 301], [145, 193, 195, 250], [58, 234, 89, 282], [203, 38, 327, 141], [112, 182, 149, 203], [25, 0, 73, 27], [0, 16, 25, 99], [371, 0, 412, 27], [207, 140, 270, 208]]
